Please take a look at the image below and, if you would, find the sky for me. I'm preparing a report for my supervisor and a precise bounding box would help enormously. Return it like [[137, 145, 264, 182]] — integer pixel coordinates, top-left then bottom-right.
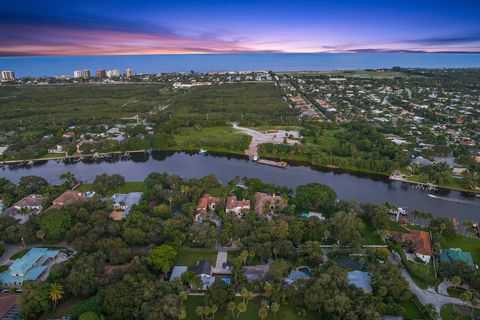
[[1, 0, 480, 56]]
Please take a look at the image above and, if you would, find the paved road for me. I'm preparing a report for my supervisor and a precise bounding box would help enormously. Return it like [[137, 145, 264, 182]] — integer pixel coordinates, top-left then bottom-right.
[[389, 253, 464, 314]]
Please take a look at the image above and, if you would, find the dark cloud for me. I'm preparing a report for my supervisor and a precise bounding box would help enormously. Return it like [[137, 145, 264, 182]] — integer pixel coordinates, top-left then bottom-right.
[[402, 31, 480, 45]]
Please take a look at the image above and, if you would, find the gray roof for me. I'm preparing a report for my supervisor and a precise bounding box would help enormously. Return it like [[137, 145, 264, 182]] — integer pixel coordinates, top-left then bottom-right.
[[169, 266, 188, 281], [348, 270, 372, 293], [190, 260, 212, 276], [284, 270, 308, 284]]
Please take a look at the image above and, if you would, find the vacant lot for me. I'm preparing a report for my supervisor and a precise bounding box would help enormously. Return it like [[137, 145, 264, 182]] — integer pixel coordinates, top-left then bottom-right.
[[0, 83, 175, 131]]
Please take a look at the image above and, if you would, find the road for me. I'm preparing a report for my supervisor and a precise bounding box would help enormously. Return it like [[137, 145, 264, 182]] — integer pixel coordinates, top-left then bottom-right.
[[389, 252, 465, 314]]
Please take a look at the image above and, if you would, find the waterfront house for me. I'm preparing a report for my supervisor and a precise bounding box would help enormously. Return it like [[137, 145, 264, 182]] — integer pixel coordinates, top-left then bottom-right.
[[390, 230, 432, 263], [440, 248, 474, 268], [109, 192, 143, 220], [254, 192, 287, 219], [3, 195, 46, 224], [225, 195, 250, 216], [348, 270, 372, 293], [0, 248, 59, 288], [197, 194, 221, 214], [62, 131, 76, 139], [48, 190, 84, 210]]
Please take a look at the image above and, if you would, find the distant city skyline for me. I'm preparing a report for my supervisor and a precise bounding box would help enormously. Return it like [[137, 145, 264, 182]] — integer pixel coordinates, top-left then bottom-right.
[[1, 0, 480, 56]]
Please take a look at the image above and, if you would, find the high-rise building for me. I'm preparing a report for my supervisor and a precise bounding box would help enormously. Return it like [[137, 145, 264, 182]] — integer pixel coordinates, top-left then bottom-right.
[[81, 69, 91, 78], [106, 69, 120, 78], [125, 69, 134, 77], [73, 70, 81, 78], [96, 69, 106, 78], [1, 70, 15, 81]]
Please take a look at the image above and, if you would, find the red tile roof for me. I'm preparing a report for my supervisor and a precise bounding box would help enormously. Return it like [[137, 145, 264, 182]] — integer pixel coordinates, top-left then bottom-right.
[[48, 190, 84, 210], [226, 195, 250, 211], [390, 230, 432, 256], [254, 192, 287, 217], [197, 194, 221, 214]]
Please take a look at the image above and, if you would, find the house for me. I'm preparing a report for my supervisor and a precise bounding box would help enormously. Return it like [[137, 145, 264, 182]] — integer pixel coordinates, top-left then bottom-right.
[[0, 200, 5, 214], [169, 266, 188, 282], [0, 145, 9, 156], [348, 270, 372, 293], [241, 264, 269, 282], [284, 270, 309, 285], [197, 194, 221, 214], [109, 192, 143, 220], [390, 230, 432, 263], [440, 248, 474, 268], [254, 192, 287, 218], [62, 131, 76, 139], [0, 248, 59, 288], [225, 195, 250, 216], [189, 260, 215, 290], [48, 190, 84, 210], [452, 167, 467, 178], [3, 195, 46, 224], [47, 144, 64, 154]]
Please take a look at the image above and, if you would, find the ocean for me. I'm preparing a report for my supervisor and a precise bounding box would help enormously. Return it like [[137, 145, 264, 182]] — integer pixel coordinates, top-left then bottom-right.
[[1, 53, 480, 77]]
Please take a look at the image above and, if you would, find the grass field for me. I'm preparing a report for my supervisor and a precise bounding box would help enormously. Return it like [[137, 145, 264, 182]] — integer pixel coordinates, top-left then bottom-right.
[[176, 247, 218, 267], [171, 126, 251, 153], [186, 296, 318, 320], [169, 83, 297, 126], [443, 234, 480, 264], [0, 83, 174, 131], [440, 303, 480, 320], [400, 299, 424, 319]]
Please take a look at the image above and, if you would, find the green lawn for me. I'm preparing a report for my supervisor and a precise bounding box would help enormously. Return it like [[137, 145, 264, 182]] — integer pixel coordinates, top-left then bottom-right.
[[443, 234, 480, 264], [170, 126, 251, 154], [400, 299, 424, 319], [38, 153, 66, 159], [77, 181, 146, 195], [176, 247, 218, 267], [440, 303, 480, 320], [360, 222, 383, 245], [10, 248, 29, 260], [186, 296, 318, 320]]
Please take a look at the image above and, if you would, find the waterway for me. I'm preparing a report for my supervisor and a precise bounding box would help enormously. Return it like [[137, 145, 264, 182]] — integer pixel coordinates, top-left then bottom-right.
[[1, 151, 479, 225]]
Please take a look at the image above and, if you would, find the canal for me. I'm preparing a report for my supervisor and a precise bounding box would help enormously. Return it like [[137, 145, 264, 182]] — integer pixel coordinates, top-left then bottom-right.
[[1, 151, 479, 225]]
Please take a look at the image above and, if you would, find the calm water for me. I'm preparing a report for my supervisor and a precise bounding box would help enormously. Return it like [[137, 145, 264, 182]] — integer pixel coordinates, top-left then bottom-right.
[[1, 152, 479, 225], [1, 53, 480, 77]]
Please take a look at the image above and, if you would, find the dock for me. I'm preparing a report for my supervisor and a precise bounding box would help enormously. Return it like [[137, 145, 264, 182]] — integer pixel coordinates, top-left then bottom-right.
[[256, 159, 288, 168]]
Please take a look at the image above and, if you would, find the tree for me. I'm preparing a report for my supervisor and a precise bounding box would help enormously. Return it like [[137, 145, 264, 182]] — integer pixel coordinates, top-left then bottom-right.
[[19, 282, 51, 320], [205, 281, 235, 311], [146, 244, 178, 274], [79, 312, 100, 320], [295, 183, 337, 213], [40, 210, 72, 241], [423, 304, 437, 320], [48, 283, 64, 311], [237, 302, 247, 319], [18, 176, 49, 195], [266, 259, 290, 283], [258, 306, 268, 320], [196, 306, 205, 320], [271, 302, 280, 317], [36, 230, 46, 242], [227, 301, 236, 318], [451, 276, 461, 290], [329, 211, 364, 246]]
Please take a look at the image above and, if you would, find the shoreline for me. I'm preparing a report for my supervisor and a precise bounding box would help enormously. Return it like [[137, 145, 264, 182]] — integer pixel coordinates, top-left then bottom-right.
[[2, 147, 479, 195]]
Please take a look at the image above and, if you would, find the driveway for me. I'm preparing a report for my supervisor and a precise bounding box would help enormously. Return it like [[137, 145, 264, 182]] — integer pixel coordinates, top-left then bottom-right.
[[389, 252, 464, 314]]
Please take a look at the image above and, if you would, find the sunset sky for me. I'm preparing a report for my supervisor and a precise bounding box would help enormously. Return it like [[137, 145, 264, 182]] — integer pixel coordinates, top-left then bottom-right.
[[1, 0, 480, 56]]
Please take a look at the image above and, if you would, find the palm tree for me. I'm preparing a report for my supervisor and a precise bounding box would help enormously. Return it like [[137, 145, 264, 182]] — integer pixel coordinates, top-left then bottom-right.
[[271, 302, 280, 317], [49, 283, 64, 311], [210, 305, 218, 319], [227, 301, 236, 318], [376, 229, 390, 243], [439, 223, 446, 234], [178, 308, 187, 320], [236, 302, 247, 319], [248, 250, 255, 263], [196, 306, 205, 320], [359, 257, 366, 270], [451, 276, 461, 290], [460, 291, 472, 315], [180, 185, 189, 198], [36, 230, 46, 243], [258, 306, 268, 320]]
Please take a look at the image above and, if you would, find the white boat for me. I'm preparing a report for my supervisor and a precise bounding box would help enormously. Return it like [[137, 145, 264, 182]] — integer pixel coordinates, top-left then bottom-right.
[[198, 149, 208, 155], [388, 207, 408, 216]]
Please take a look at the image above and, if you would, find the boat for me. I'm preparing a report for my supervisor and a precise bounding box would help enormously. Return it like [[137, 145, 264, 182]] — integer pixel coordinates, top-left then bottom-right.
[[252, 154, 259, 161], [256, 159, 288, 168], [198, 149, 208, 155], [388, 207, 408, 216], [27, 160, 34, 167]]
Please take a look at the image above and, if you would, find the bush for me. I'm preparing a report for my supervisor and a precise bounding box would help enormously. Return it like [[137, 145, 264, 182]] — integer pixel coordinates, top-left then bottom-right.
[[70, 296, 102, 320]]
